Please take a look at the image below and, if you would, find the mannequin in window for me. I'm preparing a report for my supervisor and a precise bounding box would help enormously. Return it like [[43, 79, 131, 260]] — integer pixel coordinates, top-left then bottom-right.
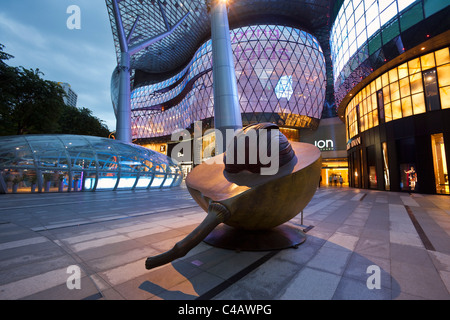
[[404, 166, 417, 191]]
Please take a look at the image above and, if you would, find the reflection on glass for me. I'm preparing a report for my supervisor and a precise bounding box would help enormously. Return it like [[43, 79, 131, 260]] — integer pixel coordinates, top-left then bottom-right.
[[382, 142, 390, 191], [431, 133, 449, 194], [369, 166, 377, 189], [423, 69, 440, 111]]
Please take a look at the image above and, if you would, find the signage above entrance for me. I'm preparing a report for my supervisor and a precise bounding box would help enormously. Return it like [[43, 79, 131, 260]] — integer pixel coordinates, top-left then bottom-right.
[[346, 136, 361, 150]]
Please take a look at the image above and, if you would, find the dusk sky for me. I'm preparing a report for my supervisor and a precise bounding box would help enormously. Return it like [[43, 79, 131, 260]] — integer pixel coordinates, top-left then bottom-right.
[[0, 0, 118, 131]]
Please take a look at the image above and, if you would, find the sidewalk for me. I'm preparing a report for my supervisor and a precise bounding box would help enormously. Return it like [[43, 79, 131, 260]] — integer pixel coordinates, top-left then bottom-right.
[[0, 184, 449, 300]]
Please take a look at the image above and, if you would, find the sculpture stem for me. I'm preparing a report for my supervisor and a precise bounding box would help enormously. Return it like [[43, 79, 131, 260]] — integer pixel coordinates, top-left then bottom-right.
[[145, 202, 231, 270]]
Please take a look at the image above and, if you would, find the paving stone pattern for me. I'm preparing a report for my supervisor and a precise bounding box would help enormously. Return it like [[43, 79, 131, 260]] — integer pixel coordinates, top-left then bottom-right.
[[0, 184, 449, 300]]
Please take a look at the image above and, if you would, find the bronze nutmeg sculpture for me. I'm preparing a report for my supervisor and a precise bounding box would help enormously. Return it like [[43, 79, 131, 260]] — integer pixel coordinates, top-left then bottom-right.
[[145, 123, 322, 270]]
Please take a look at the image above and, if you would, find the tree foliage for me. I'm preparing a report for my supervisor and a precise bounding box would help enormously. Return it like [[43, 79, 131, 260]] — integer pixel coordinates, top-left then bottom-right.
[[0, 44, 110, 137]]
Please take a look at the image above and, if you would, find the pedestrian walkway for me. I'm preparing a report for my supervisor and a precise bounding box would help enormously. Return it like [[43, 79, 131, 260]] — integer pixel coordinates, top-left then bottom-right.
[[0, 184, 449, 300]]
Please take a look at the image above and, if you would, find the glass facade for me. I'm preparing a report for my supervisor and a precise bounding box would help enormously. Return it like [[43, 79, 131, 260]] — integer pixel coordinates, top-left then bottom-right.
[[330, 0, 450, 105], [345, 47, 450, 140], [0, 135, 183, 194], [129, 24, 326, 140], [331, 0, 416, 84]]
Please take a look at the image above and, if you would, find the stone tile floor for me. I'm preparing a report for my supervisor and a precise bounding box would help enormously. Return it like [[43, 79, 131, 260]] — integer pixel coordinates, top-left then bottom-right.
[[0, 184, 449, 301]]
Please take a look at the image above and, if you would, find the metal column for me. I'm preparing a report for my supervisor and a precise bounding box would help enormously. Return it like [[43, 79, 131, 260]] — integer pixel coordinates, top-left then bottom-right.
[[116, 52, 132, 143], [209, 0, 242, 154], [111, 0, 189, 143]]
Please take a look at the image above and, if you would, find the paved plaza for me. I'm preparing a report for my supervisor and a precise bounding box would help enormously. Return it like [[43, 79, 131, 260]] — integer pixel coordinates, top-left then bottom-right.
[[0, 183, 449, 301]]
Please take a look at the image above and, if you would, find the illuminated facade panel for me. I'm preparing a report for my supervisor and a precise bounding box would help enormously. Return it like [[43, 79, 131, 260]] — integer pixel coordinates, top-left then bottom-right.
[[345, 47, 450, 140], [0, 135, 183, 194], [129, 25, 326, 140], [330, 0, 450, 105]]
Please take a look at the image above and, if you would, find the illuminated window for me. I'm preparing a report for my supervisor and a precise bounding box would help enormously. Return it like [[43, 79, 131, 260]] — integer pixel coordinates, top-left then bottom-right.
[[410, 72, 423, 94], [401, 96, 413, 117], [385, 103, 393, 122], [408, 58, 421, 74], [412, 93, 426, 114], [399, 77, 411, 97], [440, 87, 450, 109], [437, 64, 450, 87], [345, 47, 450, 139], [392, 100, 402, 120], [431, 133, 449, 194], [390, 82, 400, 101], [275, 75, 293, 100], [421, 53, 436, 71], [398, 62, 409, 79], [435, 48, 450, 66]]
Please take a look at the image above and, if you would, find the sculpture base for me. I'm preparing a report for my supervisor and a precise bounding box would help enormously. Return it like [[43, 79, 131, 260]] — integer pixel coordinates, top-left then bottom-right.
[[203, 223, 306, 251]]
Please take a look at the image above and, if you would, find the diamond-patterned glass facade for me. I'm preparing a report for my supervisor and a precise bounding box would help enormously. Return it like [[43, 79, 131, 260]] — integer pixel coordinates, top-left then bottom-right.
[[130, 24, 326, 140], [105, 0, 332, 75]]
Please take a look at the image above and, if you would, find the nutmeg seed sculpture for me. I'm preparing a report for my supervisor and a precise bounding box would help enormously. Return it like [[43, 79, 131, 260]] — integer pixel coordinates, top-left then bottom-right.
[[145, 123, 321, 270]]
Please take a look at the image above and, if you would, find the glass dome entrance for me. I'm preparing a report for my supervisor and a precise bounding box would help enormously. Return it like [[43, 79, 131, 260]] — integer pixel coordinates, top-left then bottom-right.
[[0, 135, 183, 194]]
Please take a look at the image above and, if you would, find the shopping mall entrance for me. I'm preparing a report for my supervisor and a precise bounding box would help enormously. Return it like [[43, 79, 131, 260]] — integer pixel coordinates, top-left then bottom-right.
[[320, 158, 349, 187]]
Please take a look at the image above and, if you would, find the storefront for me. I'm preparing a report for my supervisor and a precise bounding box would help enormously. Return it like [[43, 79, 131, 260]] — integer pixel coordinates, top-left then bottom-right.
[[343, 46, 450, 194], [300, 117, 349, 186]]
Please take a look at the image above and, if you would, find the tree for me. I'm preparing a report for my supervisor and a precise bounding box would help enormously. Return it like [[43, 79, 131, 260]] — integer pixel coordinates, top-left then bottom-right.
[[58, 105, 110, 137], [0, 45, 66, 135], [0, 44, 110, 137]]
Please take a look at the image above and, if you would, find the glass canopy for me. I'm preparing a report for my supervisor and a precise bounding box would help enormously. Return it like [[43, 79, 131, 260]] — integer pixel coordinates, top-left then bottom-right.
[[0, 135, 183, 194]]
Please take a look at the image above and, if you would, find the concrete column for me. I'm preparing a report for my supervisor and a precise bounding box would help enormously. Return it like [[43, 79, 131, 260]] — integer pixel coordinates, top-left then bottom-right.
[[210, 0, 242, 154], [116, 52, 132, 143]]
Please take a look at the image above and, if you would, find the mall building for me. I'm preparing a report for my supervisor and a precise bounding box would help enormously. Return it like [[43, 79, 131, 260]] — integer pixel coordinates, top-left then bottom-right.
[[106, 0, 449, 193], [333, 0, 450, 194]]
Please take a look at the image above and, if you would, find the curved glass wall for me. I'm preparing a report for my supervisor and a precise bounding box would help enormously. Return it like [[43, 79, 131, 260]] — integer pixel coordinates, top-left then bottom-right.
[[129, 24, 326, 139], [345, 47, 450, 140], [330, 0, 449, 106], [331, 0, 416, 85], [0, 135, 183, 194]]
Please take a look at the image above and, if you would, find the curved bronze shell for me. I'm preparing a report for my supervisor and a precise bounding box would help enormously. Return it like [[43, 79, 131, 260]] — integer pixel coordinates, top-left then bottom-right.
[[223, 123, 295, 174]]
